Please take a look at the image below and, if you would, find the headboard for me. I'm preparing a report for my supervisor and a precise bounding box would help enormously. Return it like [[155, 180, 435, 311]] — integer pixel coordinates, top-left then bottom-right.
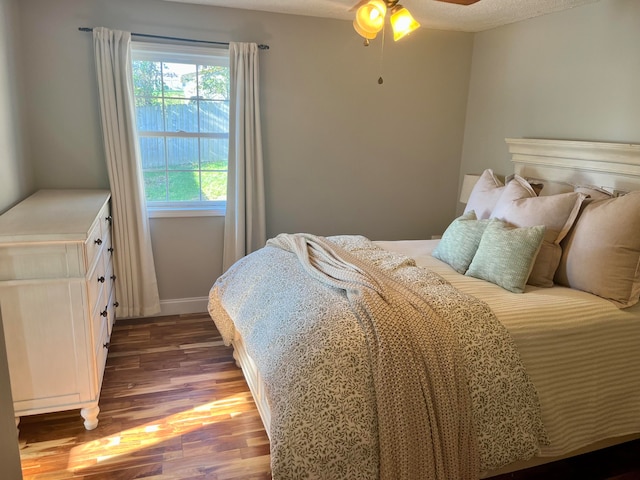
[[505, 138, 640, 195]]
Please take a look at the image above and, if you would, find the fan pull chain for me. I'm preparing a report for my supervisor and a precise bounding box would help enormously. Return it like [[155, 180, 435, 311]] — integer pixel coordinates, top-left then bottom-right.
[[378, 24, 385, 85]]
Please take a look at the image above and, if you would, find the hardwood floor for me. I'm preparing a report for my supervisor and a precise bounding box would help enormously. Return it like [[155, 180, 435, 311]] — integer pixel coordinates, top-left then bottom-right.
[[18, 313, 271, 479], [17, 313, 640, 479]]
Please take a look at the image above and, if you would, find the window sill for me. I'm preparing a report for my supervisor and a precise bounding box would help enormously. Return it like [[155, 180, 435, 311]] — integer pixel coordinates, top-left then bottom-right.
[[147, 206, 226, 218]]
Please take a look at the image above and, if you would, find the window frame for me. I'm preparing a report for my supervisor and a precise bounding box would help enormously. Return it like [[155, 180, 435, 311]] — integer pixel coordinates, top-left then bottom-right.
[[131, 42, 230, 217]]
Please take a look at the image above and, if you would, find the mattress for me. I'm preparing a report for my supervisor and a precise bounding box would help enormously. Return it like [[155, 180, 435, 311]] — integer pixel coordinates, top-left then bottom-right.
[[375, 239, 640, 459]]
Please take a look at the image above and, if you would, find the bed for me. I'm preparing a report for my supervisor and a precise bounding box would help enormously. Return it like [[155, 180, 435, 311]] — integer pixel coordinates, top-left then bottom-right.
[[208, 138, 640, 479]]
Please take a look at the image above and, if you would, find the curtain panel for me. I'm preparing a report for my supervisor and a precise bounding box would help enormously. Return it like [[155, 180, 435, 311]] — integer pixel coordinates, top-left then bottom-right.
[[222, 42, 267, 272], [92, 27, 161, 318]]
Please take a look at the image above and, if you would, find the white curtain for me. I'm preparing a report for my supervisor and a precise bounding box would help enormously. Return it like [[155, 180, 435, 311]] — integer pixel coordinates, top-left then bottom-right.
[[93, 27, 161, 317], [223, 42, 266, 272]]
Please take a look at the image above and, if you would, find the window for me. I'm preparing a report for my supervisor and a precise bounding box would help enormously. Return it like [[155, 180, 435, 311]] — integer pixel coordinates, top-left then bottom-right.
[[131, 43, 230, 216]]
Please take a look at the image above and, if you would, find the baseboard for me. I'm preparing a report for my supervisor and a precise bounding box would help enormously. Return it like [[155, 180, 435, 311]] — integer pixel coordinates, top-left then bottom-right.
[[159, 297, 209, 316]]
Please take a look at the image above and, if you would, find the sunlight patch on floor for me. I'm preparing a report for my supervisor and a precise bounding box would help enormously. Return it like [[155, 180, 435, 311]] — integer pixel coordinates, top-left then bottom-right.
[[66, 394, 249, 473]]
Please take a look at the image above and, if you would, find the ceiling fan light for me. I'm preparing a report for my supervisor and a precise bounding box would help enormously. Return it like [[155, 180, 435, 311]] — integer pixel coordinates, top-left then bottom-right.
[[390, 5, 420, 41], [353, 19, 378, 39], [354, 0, 386, 35]]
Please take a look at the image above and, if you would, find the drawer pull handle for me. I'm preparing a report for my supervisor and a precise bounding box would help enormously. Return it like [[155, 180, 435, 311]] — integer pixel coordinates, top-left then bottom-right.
[[103, 342, 110, 349], [98, 276, 105, 283], [108, 247, 114, 253], [113, 301, 120, 308], [94, 238, 103, 245], [106, 216, 112, 224], [110, 275, 117, 281], [101, 309, 108, 317]]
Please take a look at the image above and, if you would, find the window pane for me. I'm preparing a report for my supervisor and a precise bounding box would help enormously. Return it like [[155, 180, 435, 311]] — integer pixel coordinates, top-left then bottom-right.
[[199, 100, 229, 133], [200, 138, 229, 169], [139, 137, 165, 170], [132, 61, 162, 98], [167, 137, 198, 170], [136, 103, 164, 132], [198, 65, 230, 100], [201, 171, 227, 201], [165, 100, 198, 132], [162, 62, 197, 99], [143, 171, 168, 202], [168, 171, 201, 201]]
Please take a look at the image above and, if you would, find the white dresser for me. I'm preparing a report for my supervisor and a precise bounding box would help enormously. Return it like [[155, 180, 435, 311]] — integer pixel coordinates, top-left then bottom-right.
[[0, 189, 115, 430]]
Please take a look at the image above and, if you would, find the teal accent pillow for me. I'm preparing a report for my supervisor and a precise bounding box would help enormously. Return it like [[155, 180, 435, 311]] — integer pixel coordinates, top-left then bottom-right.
[[432, 211, 491, 274], [466, 219, 545, 293]]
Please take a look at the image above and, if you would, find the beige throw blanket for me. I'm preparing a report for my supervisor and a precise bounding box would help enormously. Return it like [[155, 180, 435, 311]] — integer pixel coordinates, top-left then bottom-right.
[[267, 233, 478, 479]]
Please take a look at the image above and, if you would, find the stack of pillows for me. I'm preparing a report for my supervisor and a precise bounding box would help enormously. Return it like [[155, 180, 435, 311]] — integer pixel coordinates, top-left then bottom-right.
[[432, 169, 640, 309]]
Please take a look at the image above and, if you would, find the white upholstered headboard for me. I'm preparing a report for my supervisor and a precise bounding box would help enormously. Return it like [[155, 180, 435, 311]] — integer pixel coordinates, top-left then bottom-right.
[[505, 138, 640, 195]]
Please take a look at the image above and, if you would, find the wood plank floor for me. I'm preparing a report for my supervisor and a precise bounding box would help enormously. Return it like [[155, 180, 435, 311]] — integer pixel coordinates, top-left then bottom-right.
[[17, 313, 640, 479], [18, 313, 271, 479]]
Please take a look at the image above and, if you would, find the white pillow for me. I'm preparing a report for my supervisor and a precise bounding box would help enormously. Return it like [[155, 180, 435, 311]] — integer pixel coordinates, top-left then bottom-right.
[[555, 191, 640, 308], [491, 190, 586, 287], [463, 169, 504, 220], [489, 175, 537, 220]]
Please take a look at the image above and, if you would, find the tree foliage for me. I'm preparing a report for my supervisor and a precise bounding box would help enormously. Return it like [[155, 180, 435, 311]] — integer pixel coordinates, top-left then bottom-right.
[[132, 61, 163, 106], [132, 60, 230, 106], [199, 65, 230, 100]]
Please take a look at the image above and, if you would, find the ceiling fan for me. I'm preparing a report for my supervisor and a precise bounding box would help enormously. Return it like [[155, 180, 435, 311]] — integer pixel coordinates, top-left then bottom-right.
[[351, 0, 482, 44], [436, 0, 482, 4]]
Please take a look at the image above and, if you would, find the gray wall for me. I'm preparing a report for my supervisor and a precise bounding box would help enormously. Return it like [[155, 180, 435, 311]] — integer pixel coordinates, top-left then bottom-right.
[[14, 0, 637, 305], [16, 0, 474, 302], [460, 0, 640, 181], [0, 0, 29, 476], [0, 0, 32, 214]]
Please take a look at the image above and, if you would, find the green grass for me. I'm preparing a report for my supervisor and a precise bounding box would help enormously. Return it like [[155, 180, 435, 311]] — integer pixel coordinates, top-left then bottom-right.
[[143, 160, 227, 202]]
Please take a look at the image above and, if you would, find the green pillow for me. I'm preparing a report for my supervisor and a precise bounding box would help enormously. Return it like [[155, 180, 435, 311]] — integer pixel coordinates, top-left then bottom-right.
[[466, 219, 545, 293], [432, 211, 491, 274]]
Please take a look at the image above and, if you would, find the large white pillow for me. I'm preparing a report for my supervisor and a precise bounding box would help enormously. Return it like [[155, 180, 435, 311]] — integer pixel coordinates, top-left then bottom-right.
[[489, 175, 537, 219], [491, 188, 586, 288], [463, 169, 504, 220], [555, 191, 640, 308]]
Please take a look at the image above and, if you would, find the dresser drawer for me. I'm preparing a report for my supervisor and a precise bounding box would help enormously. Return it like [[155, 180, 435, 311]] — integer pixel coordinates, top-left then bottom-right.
[[91, 286, 109, 349], [94, 311, 109, 392], [0, 243, 84, 280], [101, 207, 113, 239], [85, 217, 105, 274], [107, 288, 117, 335], [87, 254, 107, 315]]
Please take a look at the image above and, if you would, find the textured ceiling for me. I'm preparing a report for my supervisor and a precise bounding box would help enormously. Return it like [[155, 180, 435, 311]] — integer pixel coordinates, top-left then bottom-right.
[[161, 0, 601, 32]]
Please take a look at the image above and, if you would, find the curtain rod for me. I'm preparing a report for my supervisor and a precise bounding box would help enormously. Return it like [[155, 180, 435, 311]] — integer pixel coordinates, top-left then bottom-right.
[[78, 27, 269, 50]]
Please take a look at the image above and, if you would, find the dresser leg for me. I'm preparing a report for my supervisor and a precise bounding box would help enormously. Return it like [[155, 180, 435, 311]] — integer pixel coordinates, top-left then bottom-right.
[[80, 406, 100, 430]]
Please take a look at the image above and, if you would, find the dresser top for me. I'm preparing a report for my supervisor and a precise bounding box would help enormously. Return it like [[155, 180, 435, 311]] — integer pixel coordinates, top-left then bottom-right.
[[0, 190, 111, 244]]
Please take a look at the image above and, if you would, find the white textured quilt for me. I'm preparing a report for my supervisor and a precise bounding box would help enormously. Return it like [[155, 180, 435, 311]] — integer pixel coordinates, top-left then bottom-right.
[[209, 235, 548, 479]]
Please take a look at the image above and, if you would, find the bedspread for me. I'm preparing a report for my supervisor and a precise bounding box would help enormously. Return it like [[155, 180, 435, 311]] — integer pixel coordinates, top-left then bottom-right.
[[208, 234, 548, 479]]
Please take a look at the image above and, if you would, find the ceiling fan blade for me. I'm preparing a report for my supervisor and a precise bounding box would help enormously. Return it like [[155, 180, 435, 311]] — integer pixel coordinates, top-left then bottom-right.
[[435, 0, 482, 5]]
